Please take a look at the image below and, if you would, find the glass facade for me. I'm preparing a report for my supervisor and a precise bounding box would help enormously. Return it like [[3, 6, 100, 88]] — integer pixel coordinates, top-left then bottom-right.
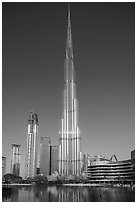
[[11, 144, 20, 176], [51, 146, 59, 174], [26, 112, 38, 178], [40, 137, 51, 176], [59, 5, 81, 176]]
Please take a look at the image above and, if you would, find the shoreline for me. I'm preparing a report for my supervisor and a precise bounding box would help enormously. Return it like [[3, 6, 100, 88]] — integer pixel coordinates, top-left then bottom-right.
[[2, 183, 135, 188], [2, 183, 32, 187], [63, 183, 135, 187]]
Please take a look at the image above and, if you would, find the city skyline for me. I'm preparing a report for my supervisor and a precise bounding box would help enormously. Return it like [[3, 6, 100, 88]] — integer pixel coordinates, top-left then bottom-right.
[[3, 2, 134, 178]]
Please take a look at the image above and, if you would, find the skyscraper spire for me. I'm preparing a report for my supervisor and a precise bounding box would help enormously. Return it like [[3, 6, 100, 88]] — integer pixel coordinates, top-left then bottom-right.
[[66, 4, 73, 59], [59, 5, 81, 176], [68, 4, 70, 20]]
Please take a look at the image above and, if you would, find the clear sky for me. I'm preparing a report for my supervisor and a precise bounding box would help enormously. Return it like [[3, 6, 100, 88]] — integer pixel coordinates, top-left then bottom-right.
[[3, 2, 135, 178]]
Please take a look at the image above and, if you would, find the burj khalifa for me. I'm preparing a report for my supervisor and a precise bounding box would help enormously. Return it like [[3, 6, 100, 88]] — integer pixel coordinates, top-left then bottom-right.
[[59, 5, 81, 176]]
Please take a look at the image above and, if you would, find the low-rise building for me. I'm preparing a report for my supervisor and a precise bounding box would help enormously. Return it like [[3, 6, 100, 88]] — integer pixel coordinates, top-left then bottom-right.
[[87, 153, 135, 184]]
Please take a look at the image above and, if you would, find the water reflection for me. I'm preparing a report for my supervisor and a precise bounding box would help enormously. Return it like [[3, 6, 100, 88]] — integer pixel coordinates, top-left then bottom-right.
[[57, 186, 89, 202], [2, 185, 135, 202], [87, 187, 135, 202], [2, 187, 19, 202]]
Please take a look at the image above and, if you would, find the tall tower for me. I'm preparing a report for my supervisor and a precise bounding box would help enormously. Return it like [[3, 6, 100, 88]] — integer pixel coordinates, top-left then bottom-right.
[[26, 112, 38, 178], [59, 5, 81, 175], [10, 144, 21, 176], [51, 146, 59, 175], [40, 137, 51, 176]]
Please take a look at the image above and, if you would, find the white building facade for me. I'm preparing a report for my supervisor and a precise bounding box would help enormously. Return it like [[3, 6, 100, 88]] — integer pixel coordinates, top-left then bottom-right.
[[59, 6, 81, 175], [26, 112, 38, 178]]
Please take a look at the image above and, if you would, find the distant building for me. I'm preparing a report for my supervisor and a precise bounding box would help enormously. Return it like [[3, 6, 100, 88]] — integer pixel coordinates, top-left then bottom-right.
[[40, 137, 51, 175], [85, 154, 91, 171], [10, 144, 21, 176], [131, 150, 135, 177], [87, 154, 135, 184], [26, 112, 38, 178], [131, 150, 135, 160], [79, 152, 91, 173], [51, 146, 59, 174], [80, 151, 84, 171], [2, 156, 6, 177]]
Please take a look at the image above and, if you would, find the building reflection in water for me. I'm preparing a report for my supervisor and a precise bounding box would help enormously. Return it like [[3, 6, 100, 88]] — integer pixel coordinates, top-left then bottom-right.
[[2, 187, 19, 202], [18, 187, 35, 202], [2, 185, 135, 202], [54, 186, 89, 202], [33, 185, 89, 202], [33, 185, 135, 202], [87, 187, 135, 202], [2, 191, 12, 202]]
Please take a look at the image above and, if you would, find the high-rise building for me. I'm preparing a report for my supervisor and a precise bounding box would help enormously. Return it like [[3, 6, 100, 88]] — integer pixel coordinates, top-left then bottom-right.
[[2, 156, 6, 177], [82, 153, 91, 172], [51, 146, 59, 175], [59, 5, 81, 175], [26, 112, 38, 178], [40, 137, 51, 176], [10, 144, 21, 176]]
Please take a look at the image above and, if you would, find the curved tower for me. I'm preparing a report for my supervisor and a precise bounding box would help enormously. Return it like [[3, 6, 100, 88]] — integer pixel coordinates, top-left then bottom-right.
[[59, 5, 81, 175]]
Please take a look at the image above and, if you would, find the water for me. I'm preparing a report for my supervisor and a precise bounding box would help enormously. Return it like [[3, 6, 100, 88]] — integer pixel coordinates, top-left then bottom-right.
[[2, 185, 135, 202]]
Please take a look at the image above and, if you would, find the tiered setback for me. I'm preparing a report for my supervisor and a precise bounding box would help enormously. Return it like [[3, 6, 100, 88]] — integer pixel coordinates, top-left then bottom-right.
[[58, 7, 81, 175]]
